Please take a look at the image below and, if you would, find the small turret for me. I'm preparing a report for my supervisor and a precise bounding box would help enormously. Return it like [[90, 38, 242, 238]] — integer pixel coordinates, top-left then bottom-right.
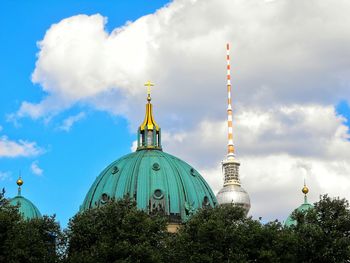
[[10, 174, 41, 220], [285, 181, 313, 227]]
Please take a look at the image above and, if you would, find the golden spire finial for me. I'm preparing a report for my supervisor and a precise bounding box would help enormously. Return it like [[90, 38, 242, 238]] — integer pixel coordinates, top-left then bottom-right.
[[144, 81, 154, 102], [302, 179, 309, 204], [16, 173, 23, 196], [140, 81, 159, 132], [138, 81, 161, 150], [302, 180, 309, 195]]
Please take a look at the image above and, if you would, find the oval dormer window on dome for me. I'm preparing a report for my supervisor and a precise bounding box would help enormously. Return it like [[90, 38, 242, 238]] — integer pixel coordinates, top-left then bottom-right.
[[202, 196, 210, 208], [153, 189, 164, 199], [190, 168, 196, 176], [111, 166, 119, 174], [101, 193, 110, 204], [152, 162, 160, 171]]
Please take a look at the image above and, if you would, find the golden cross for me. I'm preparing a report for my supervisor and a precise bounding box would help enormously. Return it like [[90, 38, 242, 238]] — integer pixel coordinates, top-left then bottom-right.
[[144, 80, 154, 101]]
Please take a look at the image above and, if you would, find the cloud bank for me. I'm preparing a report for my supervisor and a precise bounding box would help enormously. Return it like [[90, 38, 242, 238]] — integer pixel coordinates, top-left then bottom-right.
[[16, 0, 350, 221], [0, 136, 42, 158]]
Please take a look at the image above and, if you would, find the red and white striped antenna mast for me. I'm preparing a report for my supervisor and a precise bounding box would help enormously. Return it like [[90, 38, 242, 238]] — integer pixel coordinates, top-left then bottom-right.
[[226, 43, 235, 158]]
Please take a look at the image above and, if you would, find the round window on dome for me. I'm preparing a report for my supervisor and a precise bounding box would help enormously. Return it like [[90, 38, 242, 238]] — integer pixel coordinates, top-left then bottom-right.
[[101, 193, 110, 204], [190, 168, 196, 176], [152, 162, 160, 171], [203, 196, 210, 206], [111, 166, 119, 174], [153, 189, 164, 199]]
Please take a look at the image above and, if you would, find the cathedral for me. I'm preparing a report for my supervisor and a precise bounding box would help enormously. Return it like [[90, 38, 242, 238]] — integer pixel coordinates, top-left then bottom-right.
[[8, 44, 308, 229]]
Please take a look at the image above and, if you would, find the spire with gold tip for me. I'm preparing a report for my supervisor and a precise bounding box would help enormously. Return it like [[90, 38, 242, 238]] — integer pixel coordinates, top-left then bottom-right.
[[137, 81, 162, 150]]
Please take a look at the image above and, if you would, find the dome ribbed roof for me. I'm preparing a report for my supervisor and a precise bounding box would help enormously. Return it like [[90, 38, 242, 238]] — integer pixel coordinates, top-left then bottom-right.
[[80, 149, 217, 222], [284, 196, 314, 226], [285, 202, 313, 227], [9, 196, 41, 220]]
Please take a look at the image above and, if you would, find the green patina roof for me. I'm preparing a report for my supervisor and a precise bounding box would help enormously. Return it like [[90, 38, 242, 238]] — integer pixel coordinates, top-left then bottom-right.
[[285, 197, 313, 227], [10, 195, 42, 220], [80, 149, 217, 222]]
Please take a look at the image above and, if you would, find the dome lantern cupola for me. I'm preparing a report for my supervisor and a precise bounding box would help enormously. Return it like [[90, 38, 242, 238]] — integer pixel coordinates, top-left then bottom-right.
[[137, 81, 162, 150]]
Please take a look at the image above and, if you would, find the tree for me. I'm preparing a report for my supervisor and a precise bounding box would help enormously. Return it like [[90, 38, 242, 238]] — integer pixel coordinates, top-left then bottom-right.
[[0, 189, 62, 263], [167, 205, 298, 263], [0, 188, 22, 262], [65, 198, 168, 263], [291, 195, 350, 263]]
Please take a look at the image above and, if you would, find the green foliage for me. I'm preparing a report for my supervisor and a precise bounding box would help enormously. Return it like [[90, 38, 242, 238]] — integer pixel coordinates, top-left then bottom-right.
[[167, 205, 297, 263], [2, 191, 350, 262], [0, 189, 62, 263], [291, 195, 350, 263], [65, 198, 168, 263]]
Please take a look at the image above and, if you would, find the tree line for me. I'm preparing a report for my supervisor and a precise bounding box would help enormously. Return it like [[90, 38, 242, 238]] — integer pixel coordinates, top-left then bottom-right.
[[1, 189, 350, 263]]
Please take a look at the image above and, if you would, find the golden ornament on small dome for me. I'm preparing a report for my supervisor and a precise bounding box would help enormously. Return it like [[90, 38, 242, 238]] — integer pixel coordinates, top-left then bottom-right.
[[16, 178, 23, 186], [302, 185, 309, 195]]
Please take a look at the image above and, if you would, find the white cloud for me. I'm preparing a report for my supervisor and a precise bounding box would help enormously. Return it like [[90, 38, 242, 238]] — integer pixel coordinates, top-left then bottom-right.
[[130, 140, 137, 152], [161, 105, 350, 221], [31, 161, 43, 176], [59, 112, 86, 131], [15, 0, 350, 122], [14, 0, 350, 220], [0, 171, 10, 181], [0, 136, 43, 158]]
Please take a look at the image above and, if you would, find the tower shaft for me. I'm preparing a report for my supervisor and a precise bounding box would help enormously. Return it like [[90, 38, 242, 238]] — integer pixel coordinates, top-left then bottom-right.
[[226, 43, 235, 158], [216, 43, 250, 213], [224, 43, 239, 186]]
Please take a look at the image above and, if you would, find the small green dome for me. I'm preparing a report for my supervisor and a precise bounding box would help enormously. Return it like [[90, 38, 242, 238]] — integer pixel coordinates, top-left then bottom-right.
[[80, 149, 217, 222], [10, 196, 42, 220], [285, 192, 313, 227]]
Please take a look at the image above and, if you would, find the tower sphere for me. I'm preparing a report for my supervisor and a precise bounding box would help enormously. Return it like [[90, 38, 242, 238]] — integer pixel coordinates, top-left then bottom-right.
[[216, 182, 251, 212]]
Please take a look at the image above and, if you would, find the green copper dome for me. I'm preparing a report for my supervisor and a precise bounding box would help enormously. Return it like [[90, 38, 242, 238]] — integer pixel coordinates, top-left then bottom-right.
[[285, 202, 313, 227], [80, 149, 217, 222], [9, 177, 41, 220], [80, 84, 217, 222], [10, 196, 42, 220], [285, 184, 313, 227]]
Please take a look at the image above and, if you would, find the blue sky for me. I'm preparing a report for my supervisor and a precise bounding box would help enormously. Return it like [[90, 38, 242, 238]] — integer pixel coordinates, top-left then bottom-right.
[[1, 0, 170, 227], [1, 0, 350, 226]]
